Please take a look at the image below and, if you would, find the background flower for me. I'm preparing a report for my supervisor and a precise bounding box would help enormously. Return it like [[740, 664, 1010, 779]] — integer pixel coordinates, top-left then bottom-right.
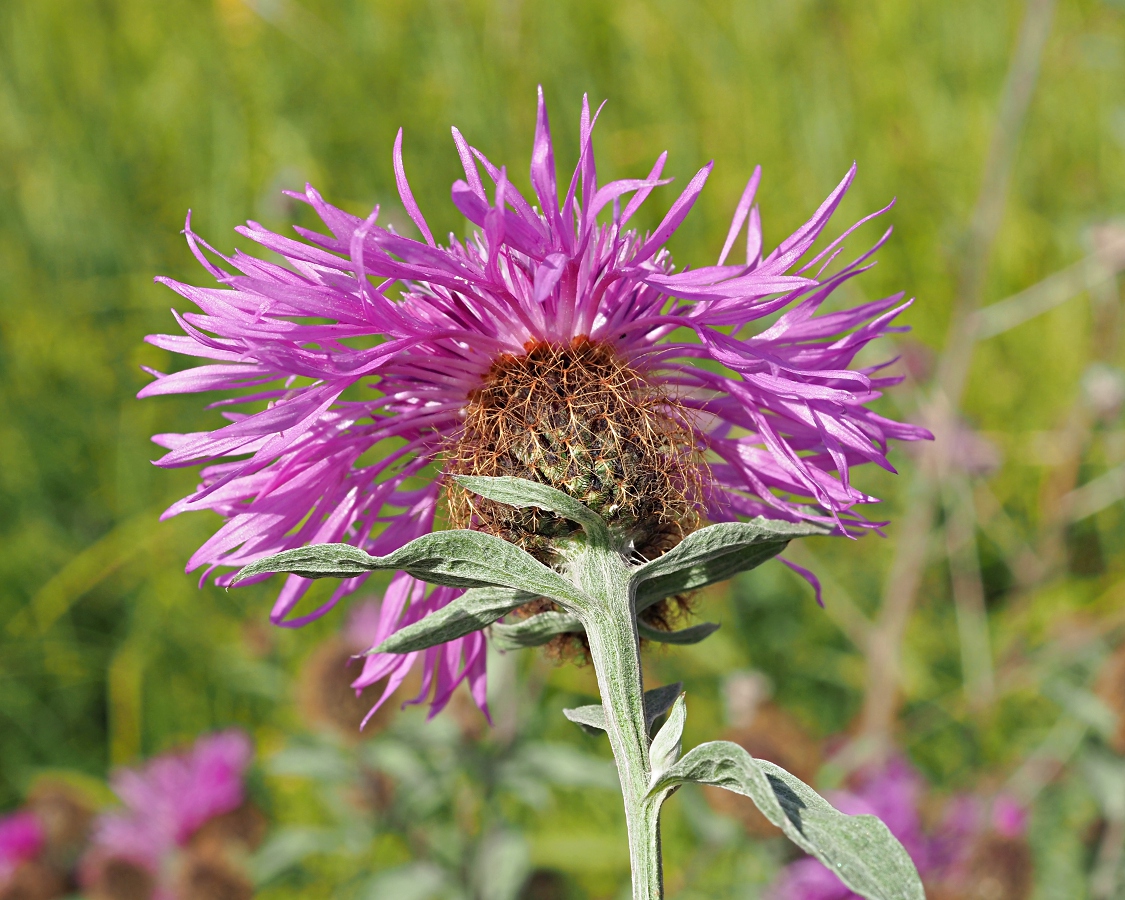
[[0, 811, 45, 884], [82, 731, 259, 900]]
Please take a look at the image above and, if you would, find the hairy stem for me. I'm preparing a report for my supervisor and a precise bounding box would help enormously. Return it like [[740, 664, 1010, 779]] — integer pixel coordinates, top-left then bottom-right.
[[575, 548, 663, 899]]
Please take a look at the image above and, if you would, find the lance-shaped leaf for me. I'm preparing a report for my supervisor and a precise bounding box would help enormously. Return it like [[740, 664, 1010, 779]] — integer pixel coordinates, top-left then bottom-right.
[[631, 519, 828, 613], [490, 611, 583, 651], [561, 705, 607, 737], [636, 619, 720, 645], [640, 682, 686, 727], [453, 475, 612, 547], [648, 742, 924, 900], [563, 682, 684, 736], [370, 587, 536, 655], [231, 530, 593, 611], [647, 693, 686, 787]]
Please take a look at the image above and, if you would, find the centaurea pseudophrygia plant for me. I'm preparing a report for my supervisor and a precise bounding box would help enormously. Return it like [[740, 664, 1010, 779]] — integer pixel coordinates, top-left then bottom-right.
[[144, 91, 931, 899]]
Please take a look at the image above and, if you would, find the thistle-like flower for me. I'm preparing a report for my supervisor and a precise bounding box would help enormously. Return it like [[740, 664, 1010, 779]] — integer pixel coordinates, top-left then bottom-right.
[[0, 811, 45, 885], [82, 731, 257, 900], [143, 91, 930, 722]]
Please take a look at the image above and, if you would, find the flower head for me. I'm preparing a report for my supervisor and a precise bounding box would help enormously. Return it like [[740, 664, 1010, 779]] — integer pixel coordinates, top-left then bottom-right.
[[926, 792, 1031, 900], [297, 601, 404, 738], [143, 91, 930, 721], [0, 811, 45, 884], [82, 730, 254, 898]]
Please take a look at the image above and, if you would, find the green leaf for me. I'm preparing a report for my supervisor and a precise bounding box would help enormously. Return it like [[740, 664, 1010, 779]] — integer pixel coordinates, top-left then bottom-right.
[[636, 619, 720, 645], [504, 742, 620, 791], [487, 605, 720, 652], [453, 475, 613, 547], [250, 827, 338, 884], [563, 682, 685, 736], [640, 682, 685, 727], [647, 692, 686, 786], [371, 587, 535, 655], [649, 741, 924, 900], [231, 542, 380, 582], [631, 519, 828, 613], [562, 703, 608, 736], [358, 863, 448, 900], [231, 530, 593, 611], [490, 611, 583, 651], [473, 831, 530, 900]]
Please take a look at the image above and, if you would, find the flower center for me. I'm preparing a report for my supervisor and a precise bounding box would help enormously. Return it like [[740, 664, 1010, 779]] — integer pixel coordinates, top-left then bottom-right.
[[444, 337, 701, 562]]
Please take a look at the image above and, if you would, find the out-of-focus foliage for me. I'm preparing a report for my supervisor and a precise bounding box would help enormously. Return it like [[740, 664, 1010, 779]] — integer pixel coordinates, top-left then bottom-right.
[[1, 0, 1124, 897]]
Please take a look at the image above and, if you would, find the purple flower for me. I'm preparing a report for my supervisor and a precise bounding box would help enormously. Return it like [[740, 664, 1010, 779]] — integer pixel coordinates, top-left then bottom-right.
[[928, 791, 1029, 883], [771, 859, 859, 900], [990, 794, 1028, 839], [143, 91, 930, 722], [86, 730, 253, 876], [0, 811, 44, 884]]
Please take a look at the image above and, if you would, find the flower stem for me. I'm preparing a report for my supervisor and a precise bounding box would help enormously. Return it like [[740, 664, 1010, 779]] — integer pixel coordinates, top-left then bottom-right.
[[575, 549, 663, 900]]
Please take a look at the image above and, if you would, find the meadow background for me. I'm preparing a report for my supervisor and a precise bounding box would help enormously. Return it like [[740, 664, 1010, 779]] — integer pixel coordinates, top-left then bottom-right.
[[2, 0, 1125, 897]]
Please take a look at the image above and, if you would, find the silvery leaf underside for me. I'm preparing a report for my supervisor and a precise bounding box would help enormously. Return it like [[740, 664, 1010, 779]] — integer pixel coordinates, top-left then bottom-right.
[[232, 476, 828, 657], [649, 740, 925, 900]]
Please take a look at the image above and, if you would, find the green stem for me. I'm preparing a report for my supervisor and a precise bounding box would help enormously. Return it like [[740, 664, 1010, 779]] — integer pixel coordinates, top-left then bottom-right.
[[575, 549, 663, 900]]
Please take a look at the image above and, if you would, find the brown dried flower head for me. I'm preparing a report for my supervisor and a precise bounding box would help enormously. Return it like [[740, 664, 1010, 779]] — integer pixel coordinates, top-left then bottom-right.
[[86, 857, 156, 900], [188, 803, 268, 857], [929, 834, 1033, 900], [174, 850, 253, 900], [0, 860, 67, 900], [25, 779, 95, 871], [298, 637, 397, 739], [445, 337, 703, 654]]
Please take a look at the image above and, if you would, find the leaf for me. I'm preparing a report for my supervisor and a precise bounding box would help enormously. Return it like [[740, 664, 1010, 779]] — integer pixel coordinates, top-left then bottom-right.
[[562, 704, 607, 736], [648, 741, 924, 900], [631, 519, 828, 613], [1043, 680, 1117, 739], [358, 863, 448, 900], [1080, 749, 1125, 820], [231, 542, 382, 582], [267, 741, 354, 783], [231, 530, 593, 611], [647, 693, 686, 786], [563, 682, 685, 736], [371, 587, 536, 655], [641, 682, 685, 727], [489, 607, 720, 652], [490, 611, 583, 650], [636, 619, 720, 645], [473, 831, 530, 900], [250, 827, 338, 884], [504, 742, 620, 790], [453, 475, 612, 546]]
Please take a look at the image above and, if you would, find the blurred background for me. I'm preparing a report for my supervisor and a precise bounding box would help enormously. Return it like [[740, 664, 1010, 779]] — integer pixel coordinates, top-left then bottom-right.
[[1, 0, 1124, 897]]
